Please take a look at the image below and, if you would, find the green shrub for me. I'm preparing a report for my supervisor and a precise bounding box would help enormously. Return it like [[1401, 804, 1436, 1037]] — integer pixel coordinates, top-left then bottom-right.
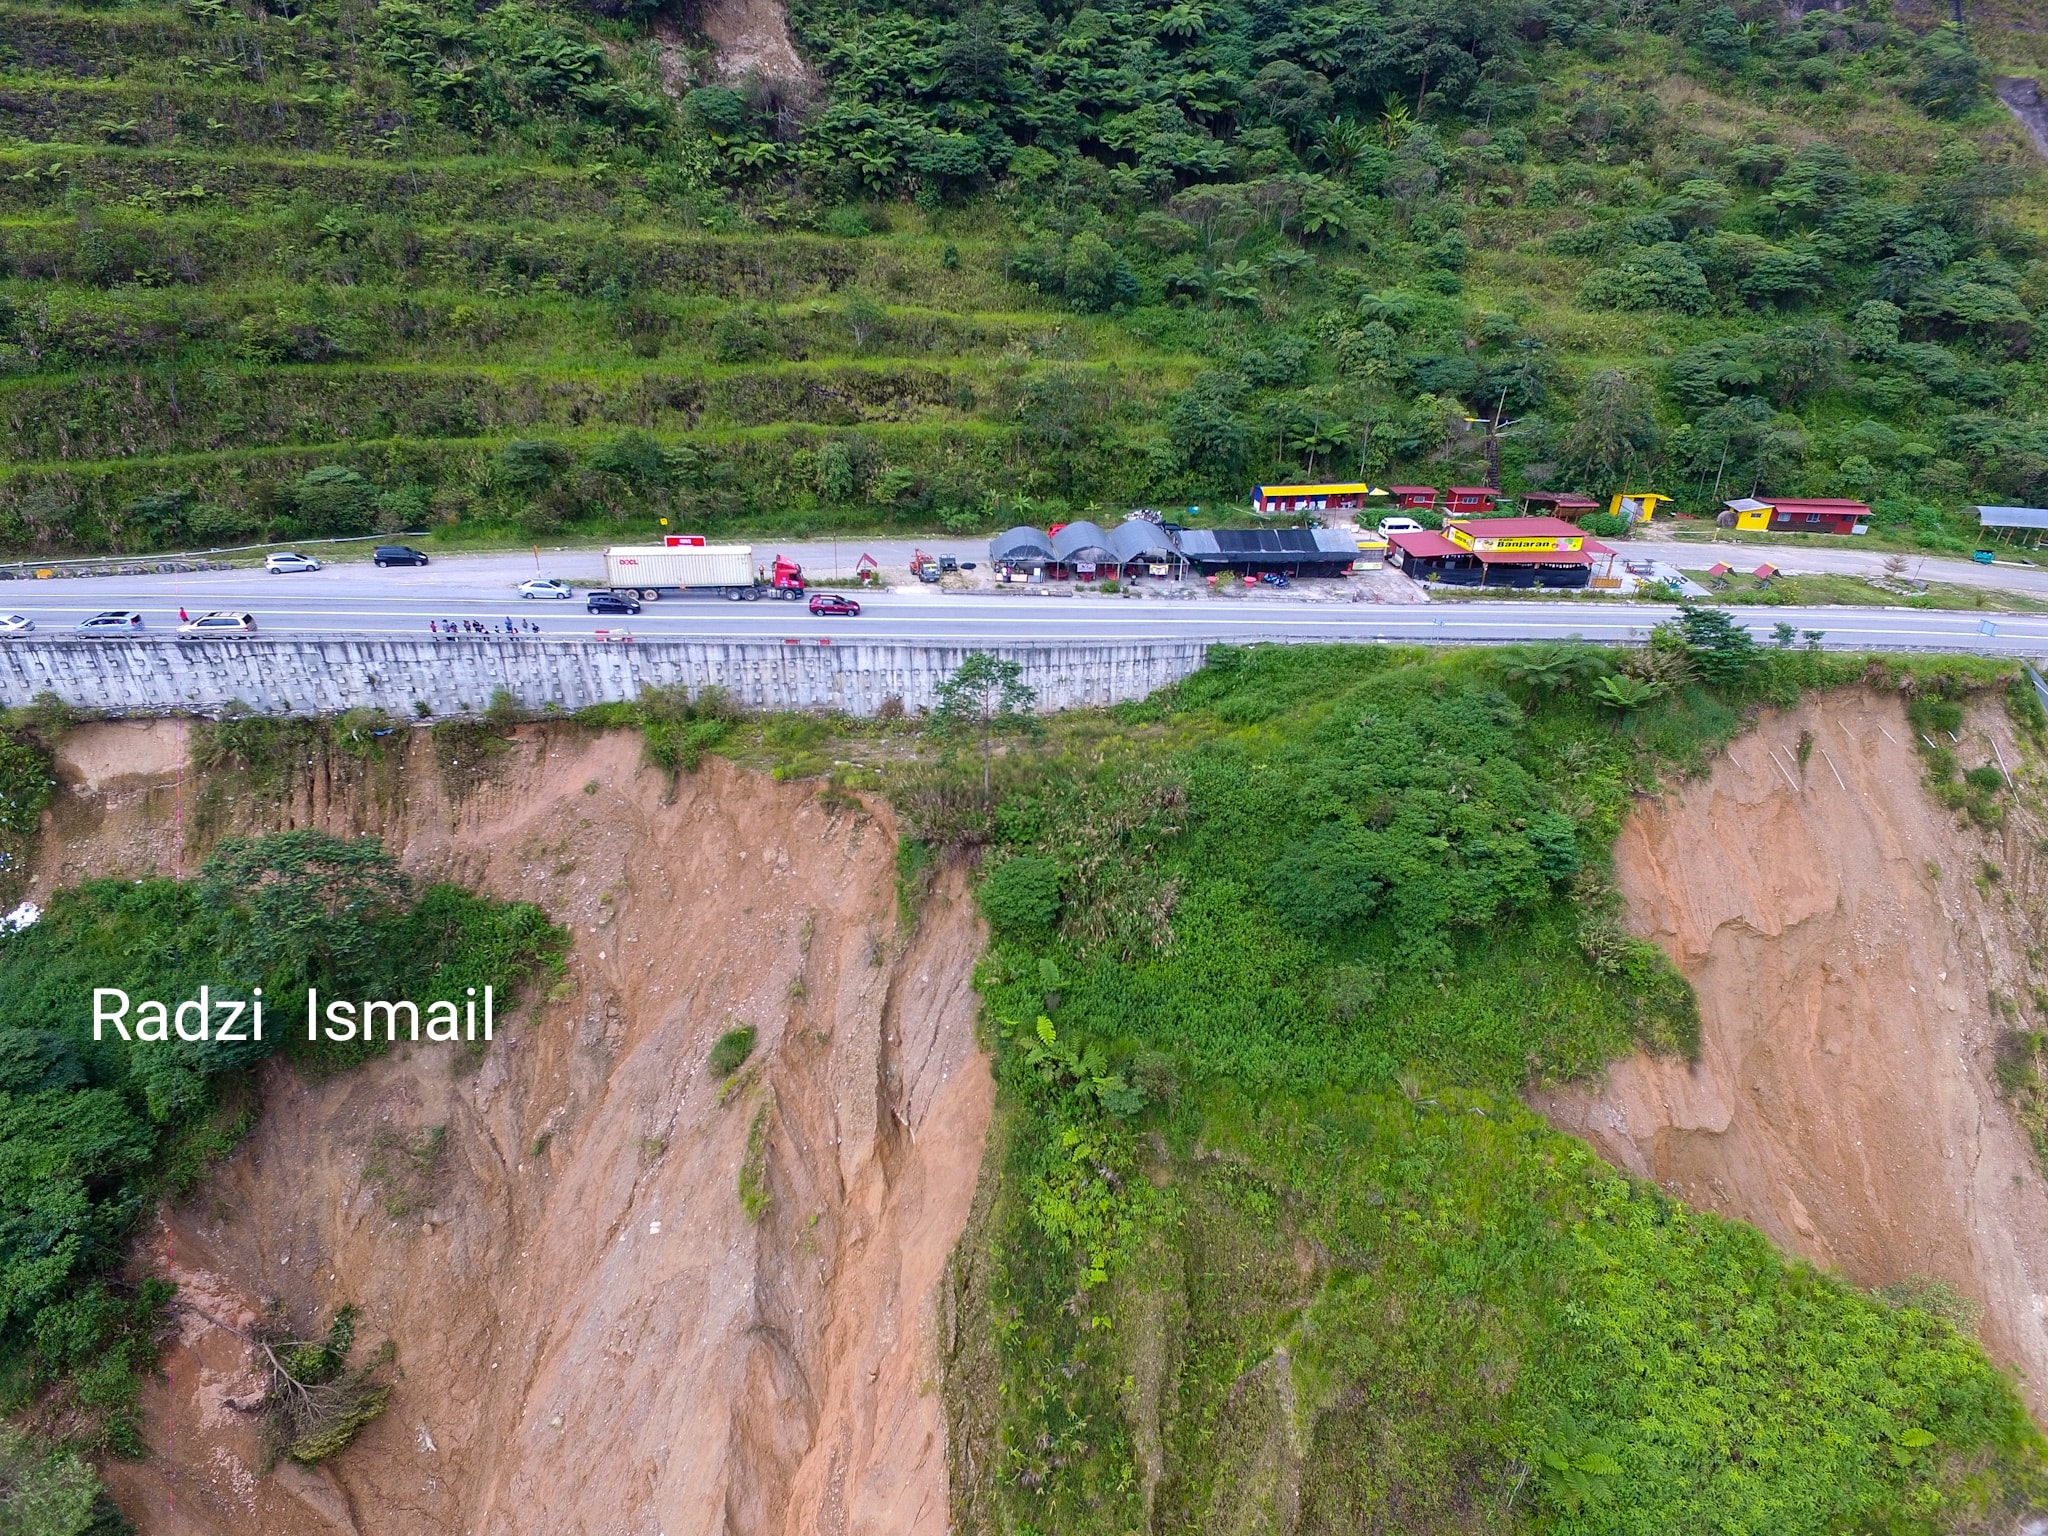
[[0, 730, 55, 838], [709, 1025, 757, 1077], [285, 466, 378, 536], [738, 1098, 773, 1220], [977, 854, 1061, 933], [0, 1428, 103, 1536]]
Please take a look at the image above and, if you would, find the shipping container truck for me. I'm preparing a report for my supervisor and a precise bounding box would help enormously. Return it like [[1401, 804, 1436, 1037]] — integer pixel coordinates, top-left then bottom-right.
[[604, 539, 806, 601]]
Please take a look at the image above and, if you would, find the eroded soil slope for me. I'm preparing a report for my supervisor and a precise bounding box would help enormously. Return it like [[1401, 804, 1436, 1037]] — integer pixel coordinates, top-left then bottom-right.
[[35, 723, 990, 1536], [1537, 691, 2048, 1419]]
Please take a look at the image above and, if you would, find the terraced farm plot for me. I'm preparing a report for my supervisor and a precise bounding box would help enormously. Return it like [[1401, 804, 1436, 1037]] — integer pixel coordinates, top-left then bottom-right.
[[0, 0, 1191, 551]]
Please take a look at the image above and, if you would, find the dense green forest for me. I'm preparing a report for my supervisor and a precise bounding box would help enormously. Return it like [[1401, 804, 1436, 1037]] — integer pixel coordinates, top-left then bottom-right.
[[929, 635, 2048, 1532], [0, 0, 2042, 554], [0, 804, 560, 1531]]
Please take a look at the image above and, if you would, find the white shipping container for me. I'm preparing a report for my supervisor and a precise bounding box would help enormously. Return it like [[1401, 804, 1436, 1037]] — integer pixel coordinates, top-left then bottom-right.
[[605, 544, 756, 590]]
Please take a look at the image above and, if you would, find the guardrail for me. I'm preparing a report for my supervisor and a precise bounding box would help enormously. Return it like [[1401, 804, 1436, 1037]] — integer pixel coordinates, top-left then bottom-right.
[[0, 530, 434, 579]]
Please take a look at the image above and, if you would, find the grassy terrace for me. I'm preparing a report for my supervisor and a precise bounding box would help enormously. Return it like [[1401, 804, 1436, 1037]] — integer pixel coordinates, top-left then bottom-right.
[[0, 0, 1166, 546]]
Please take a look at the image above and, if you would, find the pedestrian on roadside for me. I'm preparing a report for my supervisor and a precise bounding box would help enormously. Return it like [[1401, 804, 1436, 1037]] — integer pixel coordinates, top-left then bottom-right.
[[179, 606, 189, 622], [430, 620, 439, 636]]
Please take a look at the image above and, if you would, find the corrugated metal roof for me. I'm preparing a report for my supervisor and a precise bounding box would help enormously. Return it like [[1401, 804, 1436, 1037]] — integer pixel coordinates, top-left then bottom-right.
[[1180, 528, 1330, 555], [989, 526, 1053, 561], [1386, 530, 1465, 558], [1977, 505, 2048, 530], [1109, 522, 1179, 562], [1254, 482, 1371, 498], [1050, 521, 1115, 560], [1764, 498, 1870, 516]]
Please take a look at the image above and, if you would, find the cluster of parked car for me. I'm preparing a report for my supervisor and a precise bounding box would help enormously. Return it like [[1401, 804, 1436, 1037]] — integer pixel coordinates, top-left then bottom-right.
[[264, 546, 431, 572], [61, 609, 261, 635]]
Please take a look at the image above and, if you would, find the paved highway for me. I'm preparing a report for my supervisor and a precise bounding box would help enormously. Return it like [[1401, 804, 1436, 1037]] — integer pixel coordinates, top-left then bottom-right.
[[0, 555, 2045, 654]]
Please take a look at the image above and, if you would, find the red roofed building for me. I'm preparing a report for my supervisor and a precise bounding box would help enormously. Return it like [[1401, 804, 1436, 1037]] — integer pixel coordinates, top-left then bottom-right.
[[1725, 497, 1870, 535], [1390, 517, 1593, 588], [1384, 529, 1477, 582], [1387, 486, 1438, 509], [1518, 492, 1601, 521], [1445, 486, 1501, 515], [1761, 498, 1868, 535]]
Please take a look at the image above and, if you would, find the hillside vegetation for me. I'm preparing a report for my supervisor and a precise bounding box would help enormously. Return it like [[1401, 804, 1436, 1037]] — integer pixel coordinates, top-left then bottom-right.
[[930, 636, 2048, 1532], [0, 0, 2042, 555]]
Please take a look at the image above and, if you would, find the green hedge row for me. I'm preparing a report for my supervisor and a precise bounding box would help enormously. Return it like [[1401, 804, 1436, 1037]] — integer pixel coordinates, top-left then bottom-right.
[[0, 148, 682, 221], [0, 282, 1036, 372], [0, 78, 422, 157], [0, 217, 1002, 300], [0, 360, 1023, 463]]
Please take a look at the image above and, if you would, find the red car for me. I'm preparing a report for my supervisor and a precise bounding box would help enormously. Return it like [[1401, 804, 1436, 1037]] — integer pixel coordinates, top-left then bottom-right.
[[808, 592, 861, 616]]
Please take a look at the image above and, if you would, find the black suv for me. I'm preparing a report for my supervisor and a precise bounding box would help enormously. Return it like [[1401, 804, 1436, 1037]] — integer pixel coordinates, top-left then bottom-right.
[[374, 546, 429, 567], [588, 590, 642, 615]]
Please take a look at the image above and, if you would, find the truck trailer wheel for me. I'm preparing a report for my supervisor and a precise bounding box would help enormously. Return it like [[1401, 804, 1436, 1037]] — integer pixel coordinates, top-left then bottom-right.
[[745, 586, 763, 600], [640, 589, 660, 602], [726, 587, 743, 601]]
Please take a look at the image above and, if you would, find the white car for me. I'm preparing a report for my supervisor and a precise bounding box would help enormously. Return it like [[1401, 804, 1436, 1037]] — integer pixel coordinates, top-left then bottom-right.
[[265, 551, 322, 573], [179, 610, 257, 636], [518, 578, 573, 599], [0, 615, 32, 635], [77, 610, 144, 632]]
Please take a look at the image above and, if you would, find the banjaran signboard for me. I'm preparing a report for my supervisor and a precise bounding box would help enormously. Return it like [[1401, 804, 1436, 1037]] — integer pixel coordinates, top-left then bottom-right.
[[1444, 528, 1583, 554]]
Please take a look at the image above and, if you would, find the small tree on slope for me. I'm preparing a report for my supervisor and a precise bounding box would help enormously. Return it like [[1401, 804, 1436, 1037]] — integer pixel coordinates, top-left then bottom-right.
[[932, 652, 1036, 796]]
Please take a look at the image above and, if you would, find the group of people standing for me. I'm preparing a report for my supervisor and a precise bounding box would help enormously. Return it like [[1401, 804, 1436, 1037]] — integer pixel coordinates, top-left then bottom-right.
[[431, 617, 541, 637]]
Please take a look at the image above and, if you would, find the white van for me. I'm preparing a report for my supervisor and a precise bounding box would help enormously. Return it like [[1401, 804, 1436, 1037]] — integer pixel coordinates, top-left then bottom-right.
[[1377, 516, 1426, 534]]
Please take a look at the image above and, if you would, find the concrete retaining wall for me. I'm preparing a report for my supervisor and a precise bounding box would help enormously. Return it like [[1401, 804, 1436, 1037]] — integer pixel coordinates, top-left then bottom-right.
[[0, 637, 1212, 718]]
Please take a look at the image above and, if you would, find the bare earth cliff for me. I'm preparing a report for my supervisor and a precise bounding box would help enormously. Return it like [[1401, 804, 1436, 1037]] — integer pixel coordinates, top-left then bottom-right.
[[34, 685, 2048, 1531], [1538, 692, 2048, 1422], [31, 724, 991, 1536]]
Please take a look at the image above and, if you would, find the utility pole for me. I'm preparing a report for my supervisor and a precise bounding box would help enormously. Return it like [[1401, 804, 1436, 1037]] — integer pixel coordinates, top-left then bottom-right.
[[1467, 390, 1516, 491], [1484, 388, 1509, 490]]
